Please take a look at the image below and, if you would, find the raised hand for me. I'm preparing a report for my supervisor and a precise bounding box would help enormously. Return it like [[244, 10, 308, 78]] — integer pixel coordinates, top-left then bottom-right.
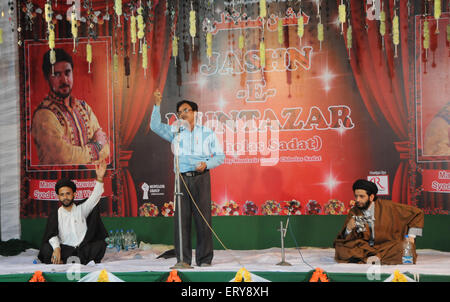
[[95, 160, 107, 182], [154, 89, 162, 106]]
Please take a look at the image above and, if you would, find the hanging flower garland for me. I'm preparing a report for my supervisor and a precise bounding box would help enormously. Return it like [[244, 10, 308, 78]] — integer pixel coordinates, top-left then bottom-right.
[[114, 0, 122, 27], [346, 22, 352, 59], [137, 5, 145, 52], [259, 37, 266, 69], [86, 41, 92, 73], [392, 12, 399, 58], [379, 9, 386, 50], [130, 14, 137, 54], [423, 19, 430, 59], [0, 27, 3, 44], [434, 0, 441, 33], [338, 1, 345, 35], [239, 30, 245, 50], [45, 1, 55, 75], [277, 17, 283, 45], [297, 8, 304, 45], [71, 8, 77, 52], [142, 40, 148, 76], [317, 21, 324, 51], [259, 0, 267, 19], [172, 34, 179, 64], [189, 1, 196, 50]]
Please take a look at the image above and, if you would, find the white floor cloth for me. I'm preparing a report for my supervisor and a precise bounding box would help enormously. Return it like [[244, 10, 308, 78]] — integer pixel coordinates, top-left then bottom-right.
[[1, 246, 449, 277]]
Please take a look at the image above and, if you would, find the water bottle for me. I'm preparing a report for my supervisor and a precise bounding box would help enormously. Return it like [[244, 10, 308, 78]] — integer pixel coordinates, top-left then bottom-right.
[[130, 229, 137, 250], [120, 229, 125, 250], [106, 230, 115, 249], [402, 235, 413, 264], [124, 230, 131, 251], [114, 229, 121, 252]]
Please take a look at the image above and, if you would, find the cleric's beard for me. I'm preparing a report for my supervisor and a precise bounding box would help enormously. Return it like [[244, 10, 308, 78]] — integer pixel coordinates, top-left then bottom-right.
[[61, 199, 74, 208], [357, 200, 371, 211]]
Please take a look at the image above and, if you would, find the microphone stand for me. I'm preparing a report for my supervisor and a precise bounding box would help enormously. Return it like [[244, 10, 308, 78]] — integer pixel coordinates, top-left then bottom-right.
[[276, 209, 292, 266], [170, 127, 193, 269]]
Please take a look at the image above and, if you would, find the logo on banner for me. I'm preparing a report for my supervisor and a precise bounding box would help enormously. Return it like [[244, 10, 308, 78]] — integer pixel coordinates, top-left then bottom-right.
[[368, 175, 389, 195]]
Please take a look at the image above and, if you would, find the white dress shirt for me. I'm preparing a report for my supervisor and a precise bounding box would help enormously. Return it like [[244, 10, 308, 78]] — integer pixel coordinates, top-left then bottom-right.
[[49, 181, 104, 249]]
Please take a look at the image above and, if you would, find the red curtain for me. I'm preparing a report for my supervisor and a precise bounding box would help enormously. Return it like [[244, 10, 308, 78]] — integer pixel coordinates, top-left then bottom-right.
[[343, 0, 413, 204], [106, 0, 176, 216]]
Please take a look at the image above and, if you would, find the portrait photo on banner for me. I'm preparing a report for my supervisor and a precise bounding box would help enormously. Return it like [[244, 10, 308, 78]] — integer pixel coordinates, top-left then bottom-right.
[[414, 15, 449, 163], [24, 37, 115, 171]]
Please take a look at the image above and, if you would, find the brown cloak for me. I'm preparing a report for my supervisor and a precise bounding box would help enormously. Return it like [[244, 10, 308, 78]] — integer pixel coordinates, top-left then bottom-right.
[[334, 199, 424, 265]]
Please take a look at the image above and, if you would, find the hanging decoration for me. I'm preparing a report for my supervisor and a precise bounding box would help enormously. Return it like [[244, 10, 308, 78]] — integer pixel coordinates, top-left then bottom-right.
[[260, 0, 267, 19], [392, 12, 399, 58], [71, 7, 77, 52], [338, 1, 345, 35], [142, 40, 148, 76], [423, 19, 430, 59], [317, 21, 323, 51], [86, 41, 92, 73], [260, 37, 266, 69], [239, 30, 244, 49], [0, 27, 3, 44], [206, 31, 212, 59], [297, 5, 304, 45], [115, 0, 122, 27], [434, 0, 441, 33], [130, 14, 137, 54], [45, 1, 55, 75], [379, 8, 386, 50], [172, 34, 179, 63], [277, 17, 284, 45], [137, 4, 145, 52], [189, 1, 196, 50], [346, 22, 352, 59]]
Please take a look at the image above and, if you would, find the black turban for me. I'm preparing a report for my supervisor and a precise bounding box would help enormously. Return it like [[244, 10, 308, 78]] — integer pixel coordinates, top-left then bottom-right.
[[352, 179, 378, 196], [55, 178, 77, 194]]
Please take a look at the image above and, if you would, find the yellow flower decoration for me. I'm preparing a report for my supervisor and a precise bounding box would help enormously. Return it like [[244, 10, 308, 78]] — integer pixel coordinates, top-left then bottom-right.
[[259, 40, 265, 69], [172, 35, 179, 60], [44, 3, 52, 23], [71, 10, 77, 51], [238, 33, 245, 49], [423, 20, 430, 51], [0, 28, 3, 44], [259, 0, 266, 19], [234, 268, 252, 282], [278, 18, 284, 45], [339, 3, 346, 34], [318, 22, 324, 50], [206, 32, 212, 58], [297, 14, 304, 42], [434, 0, 441, 20], [189, 5, 196, 48], [379, 11, 386, 36], [97, 269, 109, 282], [392, 15, 399, 46], [347, 24, 352, 50], [115, 0, 122, 26], [142, 42, 148, 70], [113, 53, 119, 73], [130, 15, 137, 45], [49, 49, 56, 65], [137, 7, 145, 40]]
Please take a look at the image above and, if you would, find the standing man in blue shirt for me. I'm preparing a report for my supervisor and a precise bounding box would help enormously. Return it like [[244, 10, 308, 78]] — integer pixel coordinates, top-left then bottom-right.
[[150, 90, 225, 267]]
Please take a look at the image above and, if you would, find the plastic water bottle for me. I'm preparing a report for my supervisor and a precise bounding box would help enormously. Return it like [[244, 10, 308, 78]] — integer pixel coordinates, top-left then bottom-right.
[[106, 230, 115, 249], [124, 230, 131, 251], [130, 229, 137, 249], [114, 229, 121, 252], [120, 229, 125, 250], [402, 235, 413, 264]]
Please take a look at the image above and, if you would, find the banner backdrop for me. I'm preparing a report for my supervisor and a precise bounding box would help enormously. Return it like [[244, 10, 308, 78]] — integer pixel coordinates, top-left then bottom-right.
[[16, 0, 448, 218]]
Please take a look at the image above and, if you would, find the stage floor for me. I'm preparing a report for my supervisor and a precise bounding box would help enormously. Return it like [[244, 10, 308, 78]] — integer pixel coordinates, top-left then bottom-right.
[[1, 246, 449, 281]]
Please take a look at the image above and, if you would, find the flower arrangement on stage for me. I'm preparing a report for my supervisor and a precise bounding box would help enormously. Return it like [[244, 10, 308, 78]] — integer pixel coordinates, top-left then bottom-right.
[[243, 200, 258, 216], [211, 201, 221, 216], [139, 202, 159, 217], [281, 200, 302, 215], [261, 200, 281, 215], [324, 199, 346, 215], [306, 200, 322, 215], [161, 201, 174, 217], [221, 200, 240, 216]]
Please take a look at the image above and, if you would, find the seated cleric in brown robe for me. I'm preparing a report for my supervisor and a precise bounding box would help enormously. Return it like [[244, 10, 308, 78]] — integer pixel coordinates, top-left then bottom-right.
[[38, 161, 108, 265], [334, 179, 424, 265]]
